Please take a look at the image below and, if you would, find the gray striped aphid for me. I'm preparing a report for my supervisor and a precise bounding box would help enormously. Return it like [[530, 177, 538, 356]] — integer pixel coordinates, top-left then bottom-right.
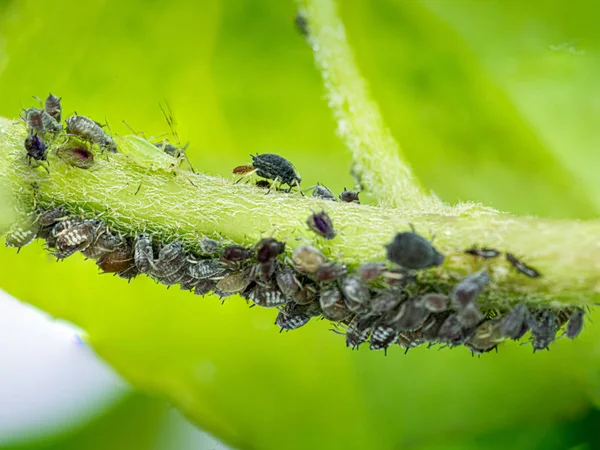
[[152, 240, 188, 285], [565, 308, 585, 340], [370, 288, 405, 314], [247, 282, 288, 307], [386, 229, 444, 270], [65, 115, 117, 152], [438, 314, 472, 345], [4, 214, 39, 252], [370, 323, 399, 352], [388, 298, 429, 331], [306, 210, 335, 240], [528, 309, 557, 351], [22, 108, 62, 134], [275, 301, 320, 331], [341, 276, 371, 313], [307, 183, 336, 201], [233, 153, 302, 192], [396, 331, 424, 353], [54, 220, 98, 259], [45, 94, 62, 122], [339, 188, 360, 204], [499, 303, 529, 340], [133, 233, 155, 274], [188, 259, 226, 280], [276, 265, 301, 298], [345, 315, 377, 349], [455, 302, 484, 327], [450, 271, 490, 308], [506, 253, 541, 278], [81, 227, 125, 260]]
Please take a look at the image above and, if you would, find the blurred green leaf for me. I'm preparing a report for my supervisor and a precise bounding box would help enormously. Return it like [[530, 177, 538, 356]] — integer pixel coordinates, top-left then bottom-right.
[[1, 0, 600, 449]]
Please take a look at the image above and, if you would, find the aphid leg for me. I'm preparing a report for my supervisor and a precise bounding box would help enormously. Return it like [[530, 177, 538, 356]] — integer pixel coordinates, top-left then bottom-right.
[[235, 169, 257, 184], [293, 179, 304, 196], [179, 143, 196, 174], [266, 177, 281, 194]]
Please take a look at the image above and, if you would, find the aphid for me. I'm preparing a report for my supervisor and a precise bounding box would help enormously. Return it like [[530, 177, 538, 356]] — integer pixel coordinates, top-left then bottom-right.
[[389, 299, 429, 331], [370, 324, 399, 352], [37, 208, 68, 239], [464, 247, 501, 259], [188, 259, 226, 279], [385, 231, 444, 270], [438, 314, 471, 345], [357, 262, 386, 282], [314, 262, 347, 282], [381, 268, 417, 287], [215, 271, 252, 296], [421, 293, 449, 313], [255, 237, 285, 263], [293, 284, 317, 305], [152, 240, 188, 285], [194, 279, 217, 296], [65, 115, 117, 152], [56, 146, 94, 169], [306, 210, 335, 240], [133, 233, 155, 274], [308, 184, 336, 201], [249, 260, 276, 282], [54, 220, 97, 258], [4, 215, 39, 251], [234, 153, 302, 192], [276, 265, 301, 298], [44, 93, 62, 122], [370, 288, 405, 314], [292, 245, 326, 273], [319, 285, 342, 309], [255, 180, 272, 189], [345, 315, 376, 349], [528, 309, 557, 351], [97, 249, 138, 279], [179, 272, 199, 291], [24, 134, 48, 162], [321, 300, 352, 322], [199, 238, 220, 255], [275, 302, 320, 331], [450, 271, 490, 308], [220, 245, 254, 264], [396, 331, 424, 352], [247, 283, 288, 307], [465, 320, 503, 354], [506, 253, 541, 278], [455, 302, 484, 328], [295, 12, 308, 37], [566, 309, 585, 340], [49, 219, 83, 247], [341, 276, 371, 313], [80, 229, 125, 260], [23, 108, 62, 134], [339, 188, 360, 204], [420, 312, 451, 342], [499, 303, 529, 340]]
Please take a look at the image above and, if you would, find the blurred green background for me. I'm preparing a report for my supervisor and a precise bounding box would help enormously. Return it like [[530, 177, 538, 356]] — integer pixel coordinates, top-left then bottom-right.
[[1, 0, 600, 449]]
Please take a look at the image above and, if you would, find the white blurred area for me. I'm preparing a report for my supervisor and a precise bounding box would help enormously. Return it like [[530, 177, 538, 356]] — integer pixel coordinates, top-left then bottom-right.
[[0, 289, 227, 449]]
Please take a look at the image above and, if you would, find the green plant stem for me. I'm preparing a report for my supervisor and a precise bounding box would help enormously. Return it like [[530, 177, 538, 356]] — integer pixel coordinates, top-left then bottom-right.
[[298, 0, 441, 209], [1, 118, 599, 306]]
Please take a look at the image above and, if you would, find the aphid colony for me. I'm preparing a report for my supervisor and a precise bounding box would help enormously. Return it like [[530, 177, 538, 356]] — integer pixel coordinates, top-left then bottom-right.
[[5, 206, 585, 356], [20, 93, 114, 170]]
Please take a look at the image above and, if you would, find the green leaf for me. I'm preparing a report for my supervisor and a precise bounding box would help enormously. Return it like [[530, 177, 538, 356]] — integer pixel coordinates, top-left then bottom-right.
[[1, 0, 599, 449]]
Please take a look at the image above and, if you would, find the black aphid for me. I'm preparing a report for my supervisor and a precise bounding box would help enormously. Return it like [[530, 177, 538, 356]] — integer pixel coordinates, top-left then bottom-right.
[[56, 146, 94, 169], [450, 271, 490, 308], [528, 309, 557, 351], [276, 265, 301, 298], [339, 188, 360, 204], [308, 184, 336, 201], [421, 293, 449, 313], [499, 303, 529, 340], [66, 115, 117, 152], [255, 237, 285, 264], [341, 276, 370, 313], [306, 210, 335, 240], [194, 279, 217, 296], [464, 247, 501, 259], [385, 231, 444, 270], [357, 262, 386, 282], [506, 253, 541, 278], [314, 262, 347, 282], [295, 12, 308, 36], [80, 227, 125, 260], [134, 233, 155, 274], [45, 93, 62, 122], [566, 309, 585, 340], [24, 134, 47, 163], [291, 245, 326, 273], [234, 153, 301, 192], [220, 245, 253, 263]]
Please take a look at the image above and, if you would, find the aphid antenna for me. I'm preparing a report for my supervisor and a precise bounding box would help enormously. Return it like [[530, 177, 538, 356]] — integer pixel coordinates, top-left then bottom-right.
[[159, 100, 181, 144], [32, 95, 43, 108], [122, 120, 147, 139]]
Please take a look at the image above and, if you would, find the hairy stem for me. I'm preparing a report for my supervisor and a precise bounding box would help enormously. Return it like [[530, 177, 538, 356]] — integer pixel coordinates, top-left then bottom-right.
[[298, 0, 440, 209], [1, 117, 599, 306]]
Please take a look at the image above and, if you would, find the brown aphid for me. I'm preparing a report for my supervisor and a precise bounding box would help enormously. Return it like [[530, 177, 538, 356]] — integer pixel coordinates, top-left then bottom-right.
[[314, 262, 347, 282], [97, 249, 138, 279], [255, 237, 285, 264], [341, 276, 370, 313], [421, 293, 449, 313], [345, 315, 377, 349], [233, 165, 255, 175], [499, 303, 529, 340], [357, 262, 386, 282], [390, 300, 430, 331], [56, 146, 94, 169], [321, 300, 352, 322], [45, 93, 62, 122], [465, 247, 501, 259], [220, 245, 253, 264], [276, 265, 301, 298], [566, 309, 585, 340], [506, 253, 541, 278], [81, 228, 126, 260], [466, 320, 504, 355], [370, 324, 399, 352], [455, 302, 484, 328], [397, 331, 425, 353], [215, 271, 252, 296], [339, 188, 360, 204], [293, 284, 317, 305], [420, 311, 452, 342], [255, 180, 272, 189], [292, 245, 326, 273], [133, 233, 155, 274], [65, 115, 117, 152], [319, 285, 342, 309], [450, 271, 490, 308], [382, 268, 417, 287], [306, 210, 335, 240]]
